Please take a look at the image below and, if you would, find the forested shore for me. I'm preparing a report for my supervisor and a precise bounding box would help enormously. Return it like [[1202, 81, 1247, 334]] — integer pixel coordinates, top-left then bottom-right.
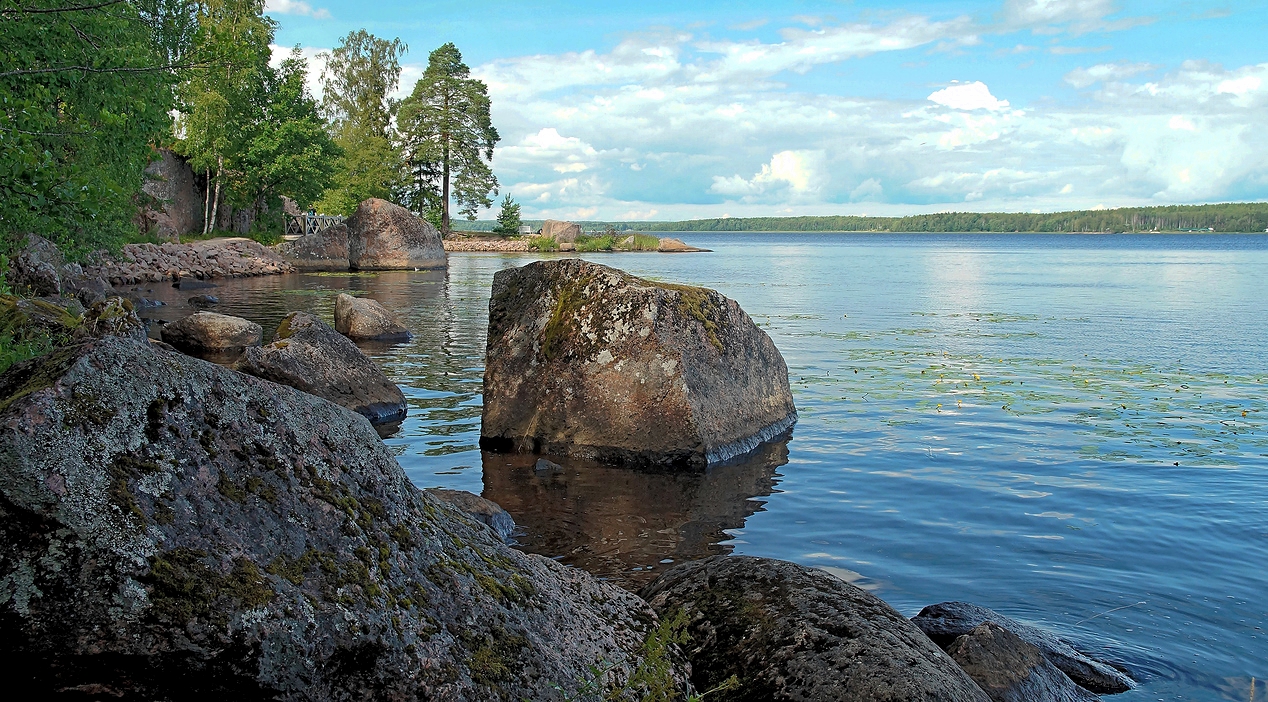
[[453, 201, 1268, 234]]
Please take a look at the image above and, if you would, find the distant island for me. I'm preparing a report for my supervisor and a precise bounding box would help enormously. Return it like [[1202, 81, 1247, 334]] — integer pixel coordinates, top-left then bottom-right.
[[452, 201, 1268, 234]]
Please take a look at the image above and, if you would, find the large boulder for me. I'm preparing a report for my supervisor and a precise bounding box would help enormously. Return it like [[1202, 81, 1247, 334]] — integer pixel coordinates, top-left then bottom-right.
[[9, 233, 65, 297], [160, 311, 262, 360], [277, 222, 349, 271], [541, 219, 583, 243], [236, 311, 407, 425], [334, 292, 411, 342], [141, 148, 203, 239], [0, 337, 688, 700], [481, 259, 797, 468], [346, 198, 446, 270], [912, 602, 1134, 694], [946, 623, 1098, 702], [641, 556, 991, 702]]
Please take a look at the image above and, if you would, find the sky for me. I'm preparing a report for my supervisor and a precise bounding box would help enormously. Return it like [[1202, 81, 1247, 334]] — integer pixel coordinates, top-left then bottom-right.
[[264, 0, 1268, 221]]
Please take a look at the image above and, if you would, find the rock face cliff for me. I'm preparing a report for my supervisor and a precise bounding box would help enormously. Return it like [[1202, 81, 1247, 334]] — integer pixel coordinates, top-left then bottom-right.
[[347, 199, 446, 271], [481, 259, 797, 468], [0, 337, 685, 700]]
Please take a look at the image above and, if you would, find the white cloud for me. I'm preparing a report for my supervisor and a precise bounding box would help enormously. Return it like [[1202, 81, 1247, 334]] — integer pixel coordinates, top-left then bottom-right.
[[269, 44, 328, 99], [1065, 61, 1157, 88], [265, 0, 330, 19], [999, 0, 1145, 34], [927, 82, 1010, 111], [710, 151, 827, 201], [1168, 115, 1196, 131]]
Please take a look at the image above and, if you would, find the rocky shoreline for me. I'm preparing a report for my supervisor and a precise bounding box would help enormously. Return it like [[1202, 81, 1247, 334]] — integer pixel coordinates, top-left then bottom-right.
[[1, 230, 1138, 700], [85, 238, 294, 286]]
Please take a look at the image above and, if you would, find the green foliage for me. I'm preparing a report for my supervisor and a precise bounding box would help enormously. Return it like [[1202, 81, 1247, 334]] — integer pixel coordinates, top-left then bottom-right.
[[397, 42, 499, 233], [528, 236, 558, 252], [620, 234, 661, 251], [1, 0, 181, 259], [315, 30, 406, 215], [575, 235, 616, 252], [492, 194, 521, 235]]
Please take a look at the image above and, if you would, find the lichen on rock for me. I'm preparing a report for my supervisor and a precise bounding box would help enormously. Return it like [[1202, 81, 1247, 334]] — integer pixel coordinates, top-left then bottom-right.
[[482, 259, 797, 469]]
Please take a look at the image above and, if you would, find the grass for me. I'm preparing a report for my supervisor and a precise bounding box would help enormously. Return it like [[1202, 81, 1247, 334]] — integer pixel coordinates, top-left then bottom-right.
[[575, 235, 617, 252], [528, 236, 559, 252]]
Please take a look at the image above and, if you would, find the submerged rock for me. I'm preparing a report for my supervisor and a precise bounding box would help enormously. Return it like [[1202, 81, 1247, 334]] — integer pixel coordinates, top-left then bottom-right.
[[277, 222, 349, 271], [160, 311, 262, 359], [236, 311, 407, 425], [425, 489, 516, 541], [481, 259, 796, 468], [946, 622, 1098, 702], [347, 198, 446, 270], [912, 602, 1134, 694], [0, 337, 687, 700], [641, 556, 990, 702], [333, 293, 411, 341]]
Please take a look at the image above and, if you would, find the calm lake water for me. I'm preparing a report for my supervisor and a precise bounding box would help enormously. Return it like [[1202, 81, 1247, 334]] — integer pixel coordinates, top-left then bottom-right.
[[136, 233, 1268, 702]]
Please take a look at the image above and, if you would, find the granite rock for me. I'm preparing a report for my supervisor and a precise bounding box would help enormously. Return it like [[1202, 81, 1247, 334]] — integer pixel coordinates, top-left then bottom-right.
[[347, 199, 446, 271], [946, 622, 1099, 702], [333, 293, 411, 342]]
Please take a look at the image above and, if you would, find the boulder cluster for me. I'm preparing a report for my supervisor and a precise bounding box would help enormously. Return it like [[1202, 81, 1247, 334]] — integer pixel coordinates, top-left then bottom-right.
[[1, 240, 1138, 699], [278, 198, 447, 272]]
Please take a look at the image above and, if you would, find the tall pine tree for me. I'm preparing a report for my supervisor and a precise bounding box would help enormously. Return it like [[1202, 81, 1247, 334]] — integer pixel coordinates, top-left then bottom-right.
[[397, 43, 499, 234]]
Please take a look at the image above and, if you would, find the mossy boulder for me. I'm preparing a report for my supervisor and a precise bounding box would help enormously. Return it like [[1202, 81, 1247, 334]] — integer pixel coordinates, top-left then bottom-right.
[[0, 336, 686, 699], [347, 198, 446, 271], [236, 311, 407, 425], [641, 556, 992, 702], [481, 259, 797, 469]]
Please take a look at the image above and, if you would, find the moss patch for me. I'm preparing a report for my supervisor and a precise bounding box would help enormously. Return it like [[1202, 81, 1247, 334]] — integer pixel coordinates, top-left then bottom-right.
[[143, 549, 275, 625], [541, 274, 595, 361], [653, 282, 724, 351]]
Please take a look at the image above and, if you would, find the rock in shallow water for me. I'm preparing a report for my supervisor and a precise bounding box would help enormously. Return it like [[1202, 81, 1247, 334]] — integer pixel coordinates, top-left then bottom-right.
[[481, 259, 797, 469], [160, 311, 262, 359], [236, 311, 407, 424], [347, 198, 446, 271], [641, 556, 991, 702], [334, 292, 411, 341], [947, 622, 1099, 702], [277, 222, 349, 271], [0, 337, 687, 700], [912, 602, 1134, 694], [425, 489, 516, 541]]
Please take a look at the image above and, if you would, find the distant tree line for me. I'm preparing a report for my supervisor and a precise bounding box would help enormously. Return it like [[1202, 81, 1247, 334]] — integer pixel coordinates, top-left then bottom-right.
[[1, 0, 499, 273], [619, 202, 1268, 234]]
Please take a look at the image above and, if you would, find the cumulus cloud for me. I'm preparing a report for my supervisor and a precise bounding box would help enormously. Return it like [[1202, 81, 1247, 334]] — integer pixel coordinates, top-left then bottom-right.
[[1065, 61, 1158, 88], [710, 151, 828, 201], [927, 82, 1011, 111], [265, 0, 330, 19]]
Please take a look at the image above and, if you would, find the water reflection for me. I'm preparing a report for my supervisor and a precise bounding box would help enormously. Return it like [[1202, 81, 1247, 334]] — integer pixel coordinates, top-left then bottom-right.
[[482, 438, 790, 590]]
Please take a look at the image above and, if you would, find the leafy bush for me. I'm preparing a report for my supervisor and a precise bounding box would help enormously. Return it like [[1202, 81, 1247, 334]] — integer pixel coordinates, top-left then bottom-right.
[[528, 236, 559, 252], [575, 235, 616, 252]]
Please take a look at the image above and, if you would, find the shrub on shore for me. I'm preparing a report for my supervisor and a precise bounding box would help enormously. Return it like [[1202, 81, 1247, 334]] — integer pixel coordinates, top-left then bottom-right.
[[529, 236, 559, 252]]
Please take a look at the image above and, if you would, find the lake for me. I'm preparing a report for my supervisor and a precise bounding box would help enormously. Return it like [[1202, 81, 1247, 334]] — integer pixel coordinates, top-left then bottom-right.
[[135, 232, 1268, 702]]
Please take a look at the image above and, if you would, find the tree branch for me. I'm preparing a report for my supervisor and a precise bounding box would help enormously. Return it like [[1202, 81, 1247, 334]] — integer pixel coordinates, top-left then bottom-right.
[[1, 0, 127, 15]]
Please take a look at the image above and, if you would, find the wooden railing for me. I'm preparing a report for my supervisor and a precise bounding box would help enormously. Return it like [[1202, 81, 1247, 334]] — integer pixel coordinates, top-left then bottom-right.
[[286, 214, 346, 238]]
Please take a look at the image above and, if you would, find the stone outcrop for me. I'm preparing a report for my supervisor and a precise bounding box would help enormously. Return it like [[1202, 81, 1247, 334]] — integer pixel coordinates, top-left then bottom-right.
[[236, 312, 407, 425], [347, 198, 446, 271], [0, 337, 688, 700], [83, 238, 293, 286], [657, 237, 706, 253], [74, 297, 148, 343], [424, 489, 516, 541], [9, 233, 65, 296], [946, 623, 1099, 702], [160, 311, 262, 359], [141, 148, 204, 239], [641, 556, 991, 702], [481, 259, 797, 468], [333, 293, 411, 342], [277, 222, 350, 271], [541, 220, 583, 243], [913, 602, 1134, 694]]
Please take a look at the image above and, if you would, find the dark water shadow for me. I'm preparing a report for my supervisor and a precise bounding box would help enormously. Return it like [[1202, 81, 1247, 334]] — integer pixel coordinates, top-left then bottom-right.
[[481, 438, 789, 591]]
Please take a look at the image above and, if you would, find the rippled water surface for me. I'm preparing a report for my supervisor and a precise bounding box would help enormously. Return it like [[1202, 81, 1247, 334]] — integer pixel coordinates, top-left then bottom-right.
[[136, 233, 1268, 701]]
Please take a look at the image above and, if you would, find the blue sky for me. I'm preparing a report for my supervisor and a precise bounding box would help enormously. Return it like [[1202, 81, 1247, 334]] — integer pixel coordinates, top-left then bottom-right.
[[265, 0, 1268, 220]]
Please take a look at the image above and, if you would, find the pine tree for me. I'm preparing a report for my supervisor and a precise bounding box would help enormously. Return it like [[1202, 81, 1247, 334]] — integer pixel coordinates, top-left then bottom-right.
[[397, 43, 499, 235], [493, 194, 521, 235]]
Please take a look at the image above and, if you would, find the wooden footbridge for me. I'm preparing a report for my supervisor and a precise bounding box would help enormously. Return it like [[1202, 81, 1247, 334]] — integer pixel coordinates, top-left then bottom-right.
[[284, 214, 345, 240]]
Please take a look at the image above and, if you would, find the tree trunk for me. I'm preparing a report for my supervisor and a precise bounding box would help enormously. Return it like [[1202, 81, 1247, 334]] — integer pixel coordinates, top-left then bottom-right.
[[441, 90, 451, 236], [202, 166, 211, 236], [209, 155, 223, 236]]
